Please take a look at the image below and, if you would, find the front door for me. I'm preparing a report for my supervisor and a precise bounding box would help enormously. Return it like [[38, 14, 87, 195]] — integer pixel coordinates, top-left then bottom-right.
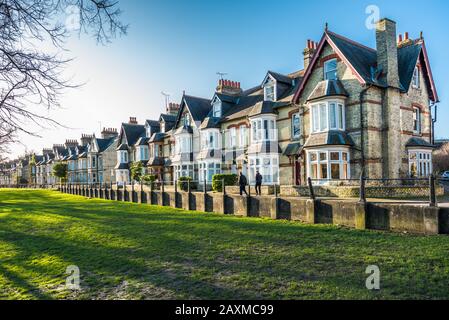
[[295, 157, 301, 185]]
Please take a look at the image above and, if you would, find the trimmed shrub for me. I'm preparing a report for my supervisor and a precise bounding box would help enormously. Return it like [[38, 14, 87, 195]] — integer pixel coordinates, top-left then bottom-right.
[[212, 174, 238, 192], [177, 176, 196, 191], [142, 174, 157, 185]]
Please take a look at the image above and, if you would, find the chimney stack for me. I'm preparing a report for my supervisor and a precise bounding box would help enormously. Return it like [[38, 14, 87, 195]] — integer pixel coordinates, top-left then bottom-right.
[[397, 31, 413, 48], [42, 148, 52, 156], [80, 134, 94, 146], [167, 103, 180, 116], [65, 139, 79, 149], [376, 18, 399, 88], [216, 79, 243, 96], [303, 39, 317, 71], [101, 127, 118, 139], [129, 117, 138, 124]]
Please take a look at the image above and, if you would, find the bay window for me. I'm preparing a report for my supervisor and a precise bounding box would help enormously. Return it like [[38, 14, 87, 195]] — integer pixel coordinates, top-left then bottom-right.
[[175, 135, 192, 154], [251, 117, 277, 142], [201, 130, 220, 150], [310, 101, 345, 133], [198, 162, 221, 183], [408, 150, 432, 177], [307, 149, 350, 182], [248, 155, 279, 185]]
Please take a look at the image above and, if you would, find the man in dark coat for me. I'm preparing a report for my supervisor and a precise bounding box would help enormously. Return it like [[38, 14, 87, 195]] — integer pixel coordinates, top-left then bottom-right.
[[255, 170, 263, 196], [238, 171, 248, 196]]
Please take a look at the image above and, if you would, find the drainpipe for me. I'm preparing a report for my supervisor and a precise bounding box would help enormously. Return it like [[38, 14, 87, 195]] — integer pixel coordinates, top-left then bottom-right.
[[430, 103, 437, 145], [359, 85, 373, 176]]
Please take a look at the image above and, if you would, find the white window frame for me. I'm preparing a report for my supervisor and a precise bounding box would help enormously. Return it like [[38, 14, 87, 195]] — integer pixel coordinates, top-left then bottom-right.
[[248, 154, 279, 185], [306, 148, 350, 183], [324, 58, 338, 80], [413, 107, 421, 134], [408, 149, 432, 177], [412, 66, 420, 89], [264, 77, 276, 102], [239, 125, 248, 147], [292, 113, 301, 140], [212, 99, 222, 118], [310, 100, 346, 133], [250, 116, 277, 143]]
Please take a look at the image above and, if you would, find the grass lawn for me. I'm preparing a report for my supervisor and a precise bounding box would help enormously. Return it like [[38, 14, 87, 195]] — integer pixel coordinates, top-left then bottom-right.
[[1, 189, 449, 300]]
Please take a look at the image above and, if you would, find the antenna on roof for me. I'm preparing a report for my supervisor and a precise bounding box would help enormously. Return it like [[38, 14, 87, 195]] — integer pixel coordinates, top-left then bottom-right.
[[216, 72, 228, 80], [161, 91, 171, 110]]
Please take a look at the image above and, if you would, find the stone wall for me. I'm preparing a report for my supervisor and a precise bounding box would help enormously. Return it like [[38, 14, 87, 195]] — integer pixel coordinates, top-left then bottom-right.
[[59, 185, 448, 235]]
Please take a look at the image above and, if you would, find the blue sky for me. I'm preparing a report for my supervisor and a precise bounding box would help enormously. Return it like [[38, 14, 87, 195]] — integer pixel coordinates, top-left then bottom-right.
[[13, 0, 449, 157]]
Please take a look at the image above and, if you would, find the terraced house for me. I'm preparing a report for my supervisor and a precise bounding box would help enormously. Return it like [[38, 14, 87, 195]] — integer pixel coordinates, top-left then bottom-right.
[[3, 18, 439, 188]]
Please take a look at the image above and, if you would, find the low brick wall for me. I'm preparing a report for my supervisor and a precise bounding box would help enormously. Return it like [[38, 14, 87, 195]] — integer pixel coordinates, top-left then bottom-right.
[[59, 185, 448, 235], [281, 185, 444, 199]]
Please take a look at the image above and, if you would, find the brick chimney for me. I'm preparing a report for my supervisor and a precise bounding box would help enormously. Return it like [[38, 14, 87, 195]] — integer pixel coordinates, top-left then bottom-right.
[[303, 39, 317, 71], [42, 148, 52, 156], [376, 18, 399, 88], [80, 134, 94, 146], [167, 103, 180, 116], [101, 127, 118, 139], [65, 139, 79, 149], [397, 31, 414, 48], [129, 117, 138, 124], [216, 79, 242, 96]]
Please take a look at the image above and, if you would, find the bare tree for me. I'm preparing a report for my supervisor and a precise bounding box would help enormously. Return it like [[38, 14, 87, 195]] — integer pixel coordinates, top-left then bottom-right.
[[434, 143, 449, 174], [0, 0, 127, 156]]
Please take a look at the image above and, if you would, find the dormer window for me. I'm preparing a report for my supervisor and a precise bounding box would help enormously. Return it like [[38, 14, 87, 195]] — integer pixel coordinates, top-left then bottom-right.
[[412, 66, 420, 88], [264, 78, 276, 102], [324, 59, 338, 80], [212, 98, 222, 117], [181, 113, 191, 126]]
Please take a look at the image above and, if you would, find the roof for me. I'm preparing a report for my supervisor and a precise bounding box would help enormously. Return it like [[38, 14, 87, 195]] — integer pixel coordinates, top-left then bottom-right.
[[160, 114, 176, 123], [294, 30, 439, 103], [96, 138, 116, 152], [248, 101, 278, 117], [283, 142, 303, 156], [199, 117, 221, 130], [120, 123, 146, 147], [304, 131, 354, 148], [174, 125, 194, 135], [266, 70, 293, 85], [135, 137, 150, 146], [114, 163, 129, 170], [147, 157, 165, 167], [307, 80, 349, 101], [406, 137, 435, 149], [149, 132, 166, 143], [178, 95, 212, 124], [116, 143, 129, 151]]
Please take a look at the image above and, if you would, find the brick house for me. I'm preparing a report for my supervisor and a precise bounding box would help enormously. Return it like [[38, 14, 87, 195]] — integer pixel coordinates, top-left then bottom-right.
[[291, 18, 438, 184]]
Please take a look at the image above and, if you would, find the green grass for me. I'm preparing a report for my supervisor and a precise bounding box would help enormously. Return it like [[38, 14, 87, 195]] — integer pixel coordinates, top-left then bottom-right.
[[1, 189, 449, 300]]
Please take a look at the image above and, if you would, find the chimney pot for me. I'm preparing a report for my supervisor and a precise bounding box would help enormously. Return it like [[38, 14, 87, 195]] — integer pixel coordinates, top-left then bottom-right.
[[405, 32, 409, 40], [398, 34, 403, 43]]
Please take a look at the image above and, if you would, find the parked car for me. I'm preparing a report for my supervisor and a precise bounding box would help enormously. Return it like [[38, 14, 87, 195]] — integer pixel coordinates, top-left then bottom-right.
[[441, 171, 449, 179]]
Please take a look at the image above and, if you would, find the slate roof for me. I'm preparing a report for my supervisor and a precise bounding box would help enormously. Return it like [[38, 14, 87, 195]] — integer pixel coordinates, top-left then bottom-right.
[[121, 123, 146, 147], [147, 157, 165, 166], [116, 143, 129, 151], [114, 163, 129, 170], [135, 137, 150, 146], [182, 95, 212, 123], [96, 138, 116, 152], [283, 142, 303, 156], [267, 70, 293, 85], [307, 80, 349, 101], [149, 132, 166, 143], [174, 125, 194, 135], [295, 30, 438, 103], [304, 131, 354, 148], [406, 137, 434, 149], [199, 117, 221, 130]]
